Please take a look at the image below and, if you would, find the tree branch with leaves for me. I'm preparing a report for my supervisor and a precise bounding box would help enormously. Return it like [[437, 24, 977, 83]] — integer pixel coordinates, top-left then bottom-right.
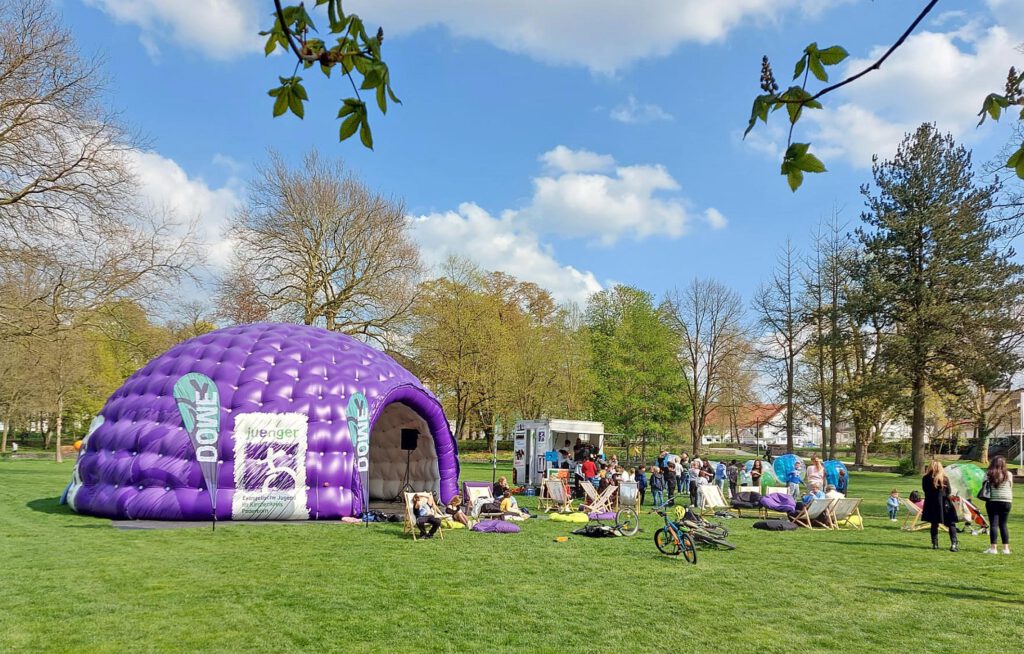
[[262, 0, 400, 148]]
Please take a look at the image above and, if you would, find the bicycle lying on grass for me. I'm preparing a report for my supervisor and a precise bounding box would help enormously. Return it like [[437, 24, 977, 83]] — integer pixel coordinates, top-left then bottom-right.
[[654, 501, 698, 564], [653, 498, 736, 562]]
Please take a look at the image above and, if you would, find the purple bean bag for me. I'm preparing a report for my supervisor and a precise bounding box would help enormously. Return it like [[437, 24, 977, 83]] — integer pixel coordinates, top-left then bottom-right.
[[472, 519, 520, 533], [760, 492, 796, 514], [589, 511, 616, 520]]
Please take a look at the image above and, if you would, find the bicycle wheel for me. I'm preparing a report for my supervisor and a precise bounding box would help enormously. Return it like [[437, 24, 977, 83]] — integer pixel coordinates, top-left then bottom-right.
[[654, 527, 680, 555], [616, 508, 639, 536], [680, 532, 698, 564]]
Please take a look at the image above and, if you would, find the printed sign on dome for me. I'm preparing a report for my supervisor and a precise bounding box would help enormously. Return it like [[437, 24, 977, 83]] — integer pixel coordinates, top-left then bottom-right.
[[231, 412, 310, 520]]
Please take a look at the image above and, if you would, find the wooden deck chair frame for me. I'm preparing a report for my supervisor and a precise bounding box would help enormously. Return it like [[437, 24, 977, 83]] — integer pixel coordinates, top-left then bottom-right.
[[792, 497, 836, 530], [463, 481, 503, 521], [581, 484, 617, 514], [538, 470, 571, 512], [697, 484, 734, 517], [731, 486, 761, 518], [543, 479, 574, 513], [829, 498, 863, 530], [900, 498, 928, 532], [617, 480, 640, 513], [403, 492, 446, 541], [580, 479, 600, 504]]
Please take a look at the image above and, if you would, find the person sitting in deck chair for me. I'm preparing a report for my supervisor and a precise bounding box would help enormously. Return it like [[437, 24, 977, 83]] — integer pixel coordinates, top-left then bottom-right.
[[500, 490, 530, 521], [824, 484, 845, 500], [797, 483, 826, 511], [413, 494, 441, 539], [445, 494, 470, 527]]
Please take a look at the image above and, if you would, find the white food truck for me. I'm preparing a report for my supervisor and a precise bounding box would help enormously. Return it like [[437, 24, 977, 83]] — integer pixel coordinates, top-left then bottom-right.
[[512, 419, 606, 487]]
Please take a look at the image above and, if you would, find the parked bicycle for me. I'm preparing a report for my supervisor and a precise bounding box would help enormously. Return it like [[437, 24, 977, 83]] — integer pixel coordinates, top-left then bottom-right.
[[654, 499, 697, 564]]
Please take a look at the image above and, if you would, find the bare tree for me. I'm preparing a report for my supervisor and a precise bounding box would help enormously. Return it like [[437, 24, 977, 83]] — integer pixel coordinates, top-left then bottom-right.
[[224, 150, 423, 346], [802, 214, 853, 459], [664, 278, 747, 455], [0, 1, 135, 231], [753, 240, 807, 453]]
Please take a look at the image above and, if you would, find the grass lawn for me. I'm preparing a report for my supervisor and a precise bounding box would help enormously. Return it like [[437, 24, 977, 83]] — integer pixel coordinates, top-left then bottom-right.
[[2, 460, 1022, 653]]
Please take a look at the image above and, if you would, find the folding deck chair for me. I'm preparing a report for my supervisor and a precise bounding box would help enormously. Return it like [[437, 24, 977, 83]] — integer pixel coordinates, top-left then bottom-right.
[[617, 481, 640, 513], [462, 481, 503, 521], [792, 497, 836, 529], [580, 481, 616, 515], [538, 470, 571, 512], [829, 497, 864, 530], [543, 479, 574, 513], [738, 485, 760, 495], [763, 486, 788, 497], [403, 492, 446, 541], [697, 484, 735, 517], [900, 498, 929, 532]]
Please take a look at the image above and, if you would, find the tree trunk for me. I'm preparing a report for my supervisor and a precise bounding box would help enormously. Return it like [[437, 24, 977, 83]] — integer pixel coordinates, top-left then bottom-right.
[[977, 418, 990, 466], [911, 373, 926, 471], [54, 398, 64, 464], [785, 366, 795, 454], [0, 414, 7, 454]]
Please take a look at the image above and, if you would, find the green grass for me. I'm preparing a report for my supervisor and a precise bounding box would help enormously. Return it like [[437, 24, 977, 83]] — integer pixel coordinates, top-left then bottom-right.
[[2, 460, 1022, 653]]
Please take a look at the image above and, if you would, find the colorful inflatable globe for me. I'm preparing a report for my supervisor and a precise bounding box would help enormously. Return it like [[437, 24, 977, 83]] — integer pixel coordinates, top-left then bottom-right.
[[944, 462, 984, 499], [823, 459, 849, 488], [773, 453, 803, 483], [65, 323, 459, 521]]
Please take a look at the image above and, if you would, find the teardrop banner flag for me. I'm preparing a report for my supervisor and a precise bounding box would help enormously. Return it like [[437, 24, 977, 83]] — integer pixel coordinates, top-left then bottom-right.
[[174, 372, 221, 518], [346, 392, 370, 516]]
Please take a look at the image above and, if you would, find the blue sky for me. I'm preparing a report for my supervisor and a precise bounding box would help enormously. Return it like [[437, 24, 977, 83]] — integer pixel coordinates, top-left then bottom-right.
[[58, 0, 1024, 307]]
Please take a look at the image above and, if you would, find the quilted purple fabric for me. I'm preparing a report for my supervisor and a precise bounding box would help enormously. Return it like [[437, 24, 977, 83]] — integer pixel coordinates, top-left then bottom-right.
[[760, 492, 797, 514], [471, 519, 520, 533], [67, 323, 459, 520]]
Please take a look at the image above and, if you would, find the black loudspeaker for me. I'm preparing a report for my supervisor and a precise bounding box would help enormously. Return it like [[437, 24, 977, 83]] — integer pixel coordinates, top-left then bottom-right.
[[400, 428, 419, 451]]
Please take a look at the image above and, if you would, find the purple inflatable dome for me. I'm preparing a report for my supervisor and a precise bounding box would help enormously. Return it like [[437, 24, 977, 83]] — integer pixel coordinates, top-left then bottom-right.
[[66, 323, 459, 520]]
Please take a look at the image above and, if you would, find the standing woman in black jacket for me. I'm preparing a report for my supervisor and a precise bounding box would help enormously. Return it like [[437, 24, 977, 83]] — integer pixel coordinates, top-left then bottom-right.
[[922, 460, 958, 552]]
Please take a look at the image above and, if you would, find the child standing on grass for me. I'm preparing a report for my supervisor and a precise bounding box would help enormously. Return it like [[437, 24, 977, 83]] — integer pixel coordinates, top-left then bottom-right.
[[786, 463, 802, 498], [887, 489, 900, 521], [635, 465, 648, 506], [650, 467, 665, 507]]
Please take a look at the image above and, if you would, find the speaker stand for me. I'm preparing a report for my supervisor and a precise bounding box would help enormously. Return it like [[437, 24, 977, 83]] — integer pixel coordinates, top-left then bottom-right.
[[392, 448, 415, 501]]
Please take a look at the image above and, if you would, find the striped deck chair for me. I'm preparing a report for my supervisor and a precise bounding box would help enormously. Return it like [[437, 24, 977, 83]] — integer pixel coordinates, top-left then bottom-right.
[[543, 479, 574, 513], [900, 498, 928, 532], [792, 497, 836, 529], [581, 484, 617, 515], [403, 492, 445, 541], [829, 497, 863, 530], [697, 484, 735, 517]]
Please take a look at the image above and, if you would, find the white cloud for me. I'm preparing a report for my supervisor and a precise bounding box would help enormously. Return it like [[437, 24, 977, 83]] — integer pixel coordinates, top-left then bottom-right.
[[349, 0, 811, 73], [521, 147, 696, 245], [410, 203, 601, 304], [610, 95, 674, 124], [410, 146, 721, 301], [539, 145, 615, 174], [83, 0, 261, 60], [703, 207, 728, 230], [128, 151, 242, 266], [805, 24, 1022, 167]]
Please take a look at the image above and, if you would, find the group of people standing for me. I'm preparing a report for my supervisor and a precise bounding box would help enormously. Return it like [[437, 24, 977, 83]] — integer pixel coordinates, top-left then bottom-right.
[[920, 456, 1013, 553]]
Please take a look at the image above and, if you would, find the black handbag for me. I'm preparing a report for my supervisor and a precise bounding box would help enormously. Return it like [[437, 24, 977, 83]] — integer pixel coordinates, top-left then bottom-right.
[[977, 479, 992, 502]]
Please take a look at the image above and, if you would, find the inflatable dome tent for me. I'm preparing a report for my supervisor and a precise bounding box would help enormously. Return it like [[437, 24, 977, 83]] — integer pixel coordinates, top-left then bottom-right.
[[65, 323, 460, 521]]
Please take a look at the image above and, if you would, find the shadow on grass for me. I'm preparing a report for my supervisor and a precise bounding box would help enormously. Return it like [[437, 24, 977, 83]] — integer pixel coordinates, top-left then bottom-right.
[[873, 581, 1022, 606], [26, 497, 74, 516], [819, 539, 925, 551]]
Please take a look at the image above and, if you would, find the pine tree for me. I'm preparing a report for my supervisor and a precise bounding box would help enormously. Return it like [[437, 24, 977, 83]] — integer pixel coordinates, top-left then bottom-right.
[[855, 124, 1024, 469]]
